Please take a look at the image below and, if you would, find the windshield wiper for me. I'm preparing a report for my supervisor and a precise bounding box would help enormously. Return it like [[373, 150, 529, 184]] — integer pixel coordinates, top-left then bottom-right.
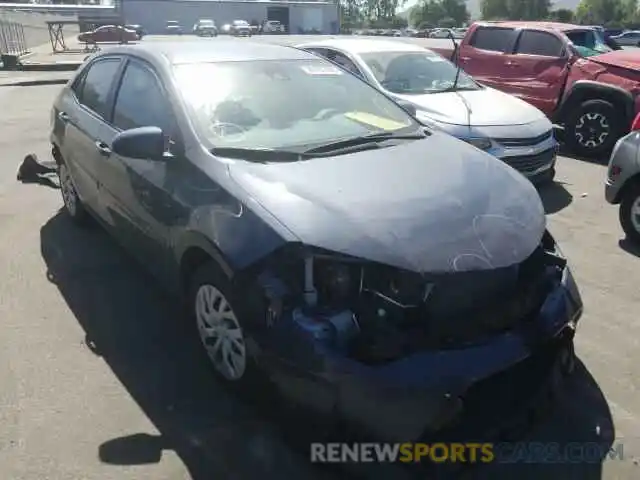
[[303, 131, 427, 155], [211, 147, 311, 162]]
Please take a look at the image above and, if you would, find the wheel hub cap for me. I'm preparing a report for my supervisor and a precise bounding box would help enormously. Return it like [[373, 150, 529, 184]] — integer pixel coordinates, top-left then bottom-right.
[[195, 284, 246, 381], [59, 164, 77, 216], [631, 197, 640, 233], [575, 112, 610, 148]]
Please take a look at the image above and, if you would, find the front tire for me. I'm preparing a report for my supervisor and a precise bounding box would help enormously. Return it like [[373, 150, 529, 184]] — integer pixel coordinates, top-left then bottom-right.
[[188, 262, 258, 387], [619, 183, 640, 244], [58, 162, 89, 225], [565, 99, 624, 158]]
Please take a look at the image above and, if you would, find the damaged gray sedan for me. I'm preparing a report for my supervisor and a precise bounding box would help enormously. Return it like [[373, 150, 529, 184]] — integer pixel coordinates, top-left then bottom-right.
[[50, 41, 583, 446]]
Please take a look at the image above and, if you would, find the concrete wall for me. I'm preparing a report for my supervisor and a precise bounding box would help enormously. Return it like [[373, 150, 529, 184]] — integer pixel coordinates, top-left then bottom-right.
[[122, 0, 339, 35]]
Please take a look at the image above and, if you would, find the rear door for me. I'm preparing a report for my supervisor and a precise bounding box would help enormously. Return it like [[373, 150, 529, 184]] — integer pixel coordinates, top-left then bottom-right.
[[56, 56, 123, 219], [507, 29, 569, 116], [457, 26, 518, 89]]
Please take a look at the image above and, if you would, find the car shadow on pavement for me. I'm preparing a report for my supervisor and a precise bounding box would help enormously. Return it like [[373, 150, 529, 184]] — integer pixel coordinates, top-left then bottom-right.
[[40, 210, 615, 480], [618, 238, 640, 258], [538, 181, 573, 214]]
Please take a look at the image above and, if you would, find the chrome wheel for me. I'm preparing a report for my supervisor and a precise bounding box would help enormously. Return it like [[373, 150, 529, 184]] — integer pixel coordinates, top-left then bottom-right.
[[195, 284, 246, 381], [631, 196, 640, 233], [574, 112, 610, 148], [58, 163, 78, 216]]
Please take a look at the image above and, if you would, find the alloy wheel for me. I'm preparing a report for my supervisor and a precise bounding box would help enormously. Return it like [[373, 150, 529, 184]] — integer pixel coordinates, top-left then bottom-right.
[[630, 196, 640, 233], [58, 163, 78, 216], [574, 112, 610, 149], [195, 284, 247, 381]]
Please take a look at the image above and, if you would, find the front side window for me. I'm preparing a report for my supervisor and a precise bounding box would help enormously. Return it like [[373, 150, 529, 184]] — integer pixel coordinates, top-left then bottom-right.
[[78, 58, 121, 119], [360, 51, 479, 94], [112, 61, 175, 135], [173, 58, 418, 150], [516, 31, 564, 57]]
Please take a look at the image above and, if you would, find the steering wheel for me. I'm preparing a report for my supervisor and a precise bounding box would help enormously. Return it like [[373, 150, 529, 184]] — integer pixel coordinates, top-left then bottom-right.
[[312, 108, 341, 121], [208, 122, 248, 142]]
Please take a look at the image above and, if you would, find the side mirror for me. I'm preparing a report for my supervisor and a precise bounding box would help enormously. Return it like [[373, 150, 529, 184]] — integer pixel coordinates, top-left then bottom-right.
[[396, 100, 417, 117], [112, 126, 167, 161]]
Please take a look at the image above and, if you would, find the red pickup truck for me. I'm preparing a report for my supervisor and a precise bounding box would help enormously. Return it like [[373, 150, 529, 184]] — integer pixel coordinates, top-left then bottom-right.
[[425, 21, 640, 158]]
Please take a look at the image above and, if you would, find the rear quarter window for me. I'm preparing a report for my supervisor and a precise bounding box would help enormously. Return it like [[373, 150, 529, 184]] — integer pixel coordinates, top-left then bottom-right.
[[469, 27, 516, 53]]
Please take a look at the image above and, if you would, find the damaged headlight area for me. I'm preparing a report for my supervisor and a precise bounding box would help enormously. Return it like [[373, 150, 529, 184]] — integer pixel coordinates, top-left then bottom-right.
[[251, 230, 577, 367]]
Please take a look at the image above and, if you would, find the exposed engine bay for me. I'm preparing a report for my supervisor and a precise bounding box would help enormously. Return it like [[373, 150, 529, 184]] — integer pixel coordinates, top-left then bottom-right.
[[256, 231, 569, 365]]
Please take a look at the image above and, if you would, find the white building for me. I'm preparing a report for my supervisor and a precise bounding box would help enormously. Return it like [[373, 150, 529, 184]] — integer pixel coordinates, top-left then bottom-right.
[[121, 0, 340, 34]]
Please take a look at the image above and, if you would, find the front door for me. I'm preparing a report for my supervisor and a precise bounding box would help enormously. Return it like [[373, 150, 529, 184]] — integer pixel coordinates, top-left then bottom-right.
[[505, 29, 569, 116], [98, 59, 186, 282]]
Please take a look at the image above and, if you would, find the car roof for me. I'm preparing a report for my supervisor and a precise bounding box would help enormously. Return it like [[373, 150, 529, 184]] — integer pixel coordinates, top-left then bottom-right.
[[103, 40, 315, 64], [480, 21, 590, 33], [297, 38, 428, 54]]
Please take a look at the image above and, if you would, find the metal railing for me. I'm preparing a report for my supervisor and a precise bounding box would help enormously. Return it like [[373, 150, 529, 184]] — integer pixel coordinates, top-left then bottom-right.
[[0, 19, 27, 56]]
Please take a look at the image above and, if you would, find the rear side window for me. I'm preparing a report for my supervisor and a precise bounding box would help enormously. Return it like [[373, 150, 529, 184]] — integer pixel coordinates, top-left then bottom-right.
[[470, 27, 515, 52], [77, 58, 121, 119], [516, 30, 564, 57]]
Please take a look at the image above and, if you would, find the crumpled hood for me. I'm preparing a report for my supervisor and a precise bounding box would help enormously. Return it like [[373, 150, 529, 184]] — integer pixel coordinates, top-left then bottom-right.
[[228, 132, 546, 273], [591, 49, 640, 71], [393, 87, 546, 127]]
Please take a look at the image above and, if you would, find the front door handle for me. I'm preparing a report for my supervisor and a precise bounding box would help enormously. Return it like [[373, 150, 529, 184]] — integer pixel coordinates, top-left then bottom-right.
[[58, 111, 70, 122], [95, 141, 111, 156]]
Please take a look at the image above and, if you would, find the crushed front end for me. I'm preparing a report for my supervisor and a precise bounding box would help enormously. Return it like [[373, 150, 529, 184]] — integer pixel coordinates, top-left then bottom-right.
[[248, 230, 583, 444]]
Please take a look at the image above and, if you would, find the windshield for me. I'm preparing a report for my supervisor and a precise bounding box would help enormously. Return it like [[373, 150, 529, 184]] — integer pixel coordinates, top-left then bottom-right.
[[174, 59, 418, 150], [566, 30, 613, 57], [359, 51, 479, 94], [199, 20, 215, 26]]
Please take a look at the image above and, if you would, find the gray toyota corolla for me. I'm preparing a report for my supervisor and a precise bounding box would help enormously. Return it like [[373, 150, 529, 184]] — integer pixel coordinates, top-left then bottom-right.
[[50, 41, 583, 445]]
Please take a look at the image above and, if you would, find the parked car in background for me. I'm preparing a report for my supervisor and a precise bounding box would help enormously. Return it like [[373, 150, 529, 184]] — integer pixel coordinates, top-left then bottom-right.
[[230, 20, 252, 36], [220, 23, 232, 34], [298, 38, 558, 183], [77, 25, 138, 45], [125, 24, 146, 40], [610, 30, 640, 46], [605, 112, 640, 244], [423, 21, 640, 158], [193, 19, 218, 36], [50, 40, 582, 445], [262, 20, 285, 34], [430, 28, 453, 38], [452, 27, 467, 39], [165, 20, 183, 35]]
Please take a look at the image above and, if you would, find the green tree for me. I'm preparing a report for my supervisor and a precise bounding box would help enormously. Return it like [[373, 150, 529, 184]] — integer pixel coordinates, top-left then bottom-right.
[[549, 8, 574, 22], [481, 0, 551, 20], [574, 0, 626, 25], [411, 0, 469, 27]]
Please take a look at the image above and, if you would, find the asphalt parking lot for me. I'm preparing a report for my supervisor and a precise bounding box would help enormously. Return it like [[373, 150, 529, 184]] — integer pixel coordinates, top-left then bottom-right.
[[0, 39, 639, 479]]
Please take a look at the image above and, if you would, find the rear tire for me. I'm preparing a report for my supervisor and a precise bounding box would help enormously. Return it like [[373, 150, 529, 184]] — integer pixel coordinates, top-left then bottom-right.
[[564, 99, 624, 158], [58, 161, 89, 226], [619, 183, 640, 245]]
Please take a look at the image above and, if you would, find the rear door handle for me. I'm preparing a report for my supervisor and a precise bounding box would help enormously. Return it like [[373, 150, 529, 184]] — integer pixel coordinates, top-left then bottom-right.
[[459, 56, 471, 62], [58, 111, 70, 122], [95, 141, 111, 156]]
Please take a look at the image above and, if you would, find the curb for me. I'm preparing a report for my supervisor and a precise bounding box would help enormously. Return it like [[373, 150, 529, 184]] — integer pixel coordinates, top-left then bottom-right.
[[18, 62, 82, 72], [0, 78, 70, 87]]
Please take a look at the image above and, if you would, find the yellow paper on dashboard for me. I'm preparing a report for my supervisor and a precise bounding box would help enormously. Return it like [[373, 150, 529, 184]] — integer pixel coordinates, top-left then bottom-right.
[[344, 111, 407, 131]]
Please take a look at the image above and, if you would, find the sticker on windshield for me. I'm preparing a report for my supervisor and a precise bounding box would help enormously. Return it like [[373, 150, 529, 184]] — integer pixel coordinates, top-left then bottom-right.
[[344, 111, 407, 130], [300, 64, 343, 75]]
